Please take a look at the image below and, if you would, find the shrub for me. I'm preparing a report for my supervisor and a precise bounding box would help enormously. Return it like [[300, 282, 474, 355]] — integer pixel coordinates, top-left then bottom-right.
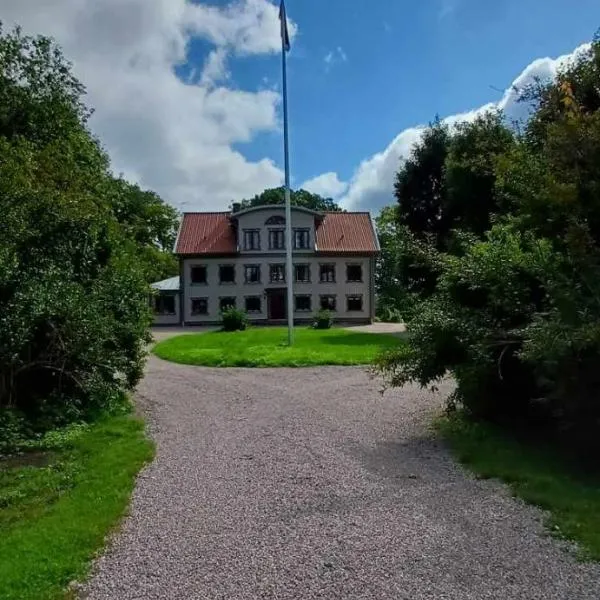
[[221, 307, 249, 331], [312, 309, 333, 330]]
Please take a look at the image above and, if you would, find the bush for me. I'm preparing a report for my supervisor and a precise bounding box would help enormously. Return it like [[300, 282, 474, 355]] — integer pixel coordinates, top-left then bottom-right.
[[312, 309, 333, 330], [221, 307, 249, 331]]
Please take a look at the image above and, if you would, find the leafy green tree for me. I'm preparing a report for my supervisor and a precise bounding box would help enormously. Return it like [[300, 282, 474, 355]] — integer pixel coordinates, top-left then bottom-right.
[[234, 186, 342, 212], [0, 24, 171, 444], [378, 35, 600, 445], [108, 179, 179, 282]]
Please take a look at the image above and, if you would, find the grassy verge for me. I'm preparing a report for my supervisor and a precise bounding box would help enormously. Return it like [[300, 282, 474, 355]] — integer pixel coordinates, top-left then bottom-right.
[[0, 415, 154, 600], [153, 327, 404, 367], [438, 413, 600, 561]]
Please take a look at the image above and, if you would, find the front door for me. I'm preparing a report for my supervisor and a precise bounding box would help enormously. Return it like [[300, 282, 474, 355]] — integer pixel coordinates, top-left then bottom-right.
[[269, 290, 286, 320]]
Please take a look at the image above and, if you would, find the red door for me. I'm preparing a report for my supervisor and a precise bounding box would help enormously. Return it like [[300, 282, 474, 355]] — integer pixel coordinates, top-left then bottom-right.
[[269, 291, 286, 320]]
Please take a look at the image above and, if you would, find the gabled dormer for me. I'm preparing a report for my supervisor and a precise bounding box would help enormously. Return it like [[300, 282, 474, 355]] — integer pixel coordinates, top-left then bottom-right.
[[229, 205, 323, 254]]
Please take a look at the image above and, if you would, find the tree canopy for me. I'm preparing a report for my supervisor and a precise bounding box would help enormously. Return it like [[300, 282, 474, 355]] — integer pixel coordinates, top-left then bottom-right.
[[0, 24, 176, 448], [234, 187, 343, 212], [377, 35, 600, 449]]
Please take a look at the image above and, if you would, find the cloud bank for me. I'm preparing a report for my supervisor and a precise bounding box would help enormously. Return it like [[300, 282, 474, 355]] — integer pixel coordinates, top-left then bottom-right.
[[0, 0, 296, 210], [338, 43, 591, 211]]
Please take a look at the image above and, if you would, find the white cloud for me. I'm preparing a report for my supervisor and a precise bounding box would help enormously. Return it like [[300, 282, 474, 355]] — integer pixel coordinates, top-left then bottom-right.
[[324, 46, 347, 71], [301, 172, 348, 198], [200, 47, 230, 86], [0, 0, 297, 210], [338, 42, 591, 212]]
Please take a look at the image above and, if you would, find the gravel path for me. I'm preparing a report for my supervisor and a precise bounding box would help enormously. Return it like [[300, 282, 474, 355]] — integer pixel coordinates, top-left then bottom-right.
[[82, 358, 600, 599]]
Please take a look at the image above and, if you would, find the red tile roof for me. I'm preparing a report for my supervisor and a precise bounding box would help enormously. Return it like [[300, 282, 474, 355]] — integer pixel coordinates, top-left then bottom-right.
[[175, 212, 237, 255], [316, 212, 379, 253], [175, 210, 379, 255]]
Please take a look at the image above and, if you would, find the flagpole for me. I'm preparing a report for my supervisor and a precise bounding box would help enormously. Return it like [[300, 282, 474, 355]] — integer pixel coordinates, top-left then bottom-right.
[[281, 2, 294, 346]]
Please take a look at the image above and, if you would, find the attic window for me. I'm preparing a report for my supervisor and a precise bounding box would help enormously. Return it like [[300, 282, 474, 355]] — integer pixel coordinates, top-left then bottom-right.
[[266, 216, 286, 225]]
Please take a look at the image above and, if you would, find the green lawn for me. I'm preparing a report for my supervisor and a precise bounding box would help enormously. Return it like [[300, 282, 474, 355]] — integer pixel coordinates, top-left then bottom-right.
[[0, 415, 154, 600], [153, 327, 404, 367], [438, 414, 600, 561]]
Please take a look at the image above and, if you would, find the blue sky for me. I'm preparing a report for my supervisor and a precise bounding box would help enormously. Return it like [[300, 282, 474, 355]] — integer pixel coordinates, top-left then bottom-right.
[[3, 0, 599, 212], [222, 0, 600, 189]]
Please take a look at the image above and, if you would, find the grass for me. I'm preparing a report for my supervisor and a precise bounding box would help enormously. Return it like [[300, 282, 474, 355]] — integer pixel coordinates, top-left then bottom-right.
[[438, 413, 600, 561], [153, 326, 404, 367], [0, 415, 154, 600]]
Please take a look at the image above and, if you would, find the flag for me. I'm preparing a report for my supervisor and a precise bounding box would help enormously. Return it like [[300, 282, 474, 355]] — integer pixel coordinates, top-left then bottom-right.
[[279, 0, 291, 52]]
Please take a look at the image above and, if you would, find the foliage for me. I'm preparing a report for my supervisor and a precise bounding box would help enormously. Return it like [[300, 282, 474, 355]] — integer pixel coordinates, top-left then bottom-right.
[[312, 309, 333, 330], [220, 306, 249, 332], [439, 412, 600, 561], [0, 24, 173, 443], [153, 328, 403, 368], [0, 415, 154, 600], [377, 35, 600, 444], [233, 186, 342, 213]]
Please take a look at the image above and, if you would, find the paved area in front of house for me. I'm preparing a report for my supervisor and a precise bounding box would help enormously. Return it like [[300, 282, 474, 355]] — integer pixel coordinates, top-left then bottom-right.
[[82, 358, 600, 599]]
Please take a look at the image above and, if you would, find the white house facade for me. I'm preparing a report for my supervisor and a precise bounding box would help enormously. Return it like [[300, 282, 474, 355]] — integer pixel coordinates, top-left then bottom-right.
[[152, 205, 380, 326]]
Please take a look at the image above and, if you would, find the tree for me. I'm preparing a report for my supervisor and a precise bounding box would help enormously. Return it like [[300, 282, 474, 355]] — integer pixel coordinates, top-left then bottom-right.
[[234, 187, 342, 212], [378, 35, 600, 446], [108, 179, 179, 282], [0, 24, 168, 448]]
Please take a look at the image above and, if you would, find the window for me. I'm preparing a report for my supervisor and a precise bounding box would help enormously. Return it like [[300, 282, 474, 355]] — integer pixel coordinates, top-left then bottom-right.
[[294, 264, 310, 283], [294, 229, 310, 249], [191, 265, 207, 285], [265, 215, 286, 225], [154, 295, 176, 315], [269, 229, 285, 250], [191, 297, 208, 316], [245, 296, 261, 313], [320, 295, 336, 311], [219, 297, 236, 312], [243, 229, 261, 250], [269, 264, 285, 283], [347, 295, 363, 312], [346, 264, 363, 283], [295, 295, 312, 312], [319, 264, 336, 283], [219, 265, 235, 284], [244, 265, 261, 284]]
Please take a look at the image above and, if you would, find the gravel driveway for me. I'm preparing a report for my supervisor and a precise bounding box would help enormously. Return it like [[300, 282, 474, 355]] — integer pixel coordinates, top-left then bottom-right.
[[82, 358, 600, 599]]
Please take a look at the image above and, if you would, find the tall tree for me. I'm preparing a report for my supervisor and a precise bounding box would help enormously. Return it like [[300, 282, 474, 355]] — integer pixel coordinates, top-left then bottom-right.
[[234, 187, 342, 212]]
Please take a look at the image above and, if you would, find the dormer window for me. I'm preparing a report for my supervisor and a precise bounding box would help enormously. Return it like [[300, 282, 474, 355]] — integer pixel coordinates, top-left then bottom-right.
[[294, 229, 310, 249], [269, 229, 285, 250], [265, 215, 286, 225], [243, 229, 260, 250]]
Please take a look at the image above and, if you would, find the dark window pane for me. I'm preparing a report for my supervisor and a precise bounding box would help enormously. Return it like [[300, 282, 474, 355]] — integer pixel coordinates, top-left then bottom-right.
[[244, 265, 261, 283], [269, 264, 285, 283], [219, 265, 235, 283], [244, 230, 260, 250], [191, 297, 208, 315], [346, 264, 362, 282], [294, 264, 310, 282], [319, 264, 336, 283], [245, 296, 261, 313], [347, 295, 363, 312], [269, 230, 285, 250], [265, 216, 286, 225], [191, 266, 207, 284], [219, 297, 236, 311], [320, 295, 336, 311], [295, 295, 311, 312], [294, 229, 310, 249], [154, 295, 176, 315]]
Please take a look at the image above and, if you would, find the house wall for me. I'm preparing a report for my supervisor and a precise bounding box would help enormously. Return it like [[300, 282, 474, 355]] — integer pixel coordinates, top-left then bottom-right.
[[236, 207, 315, 255], [182, 255, 373, 324]]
